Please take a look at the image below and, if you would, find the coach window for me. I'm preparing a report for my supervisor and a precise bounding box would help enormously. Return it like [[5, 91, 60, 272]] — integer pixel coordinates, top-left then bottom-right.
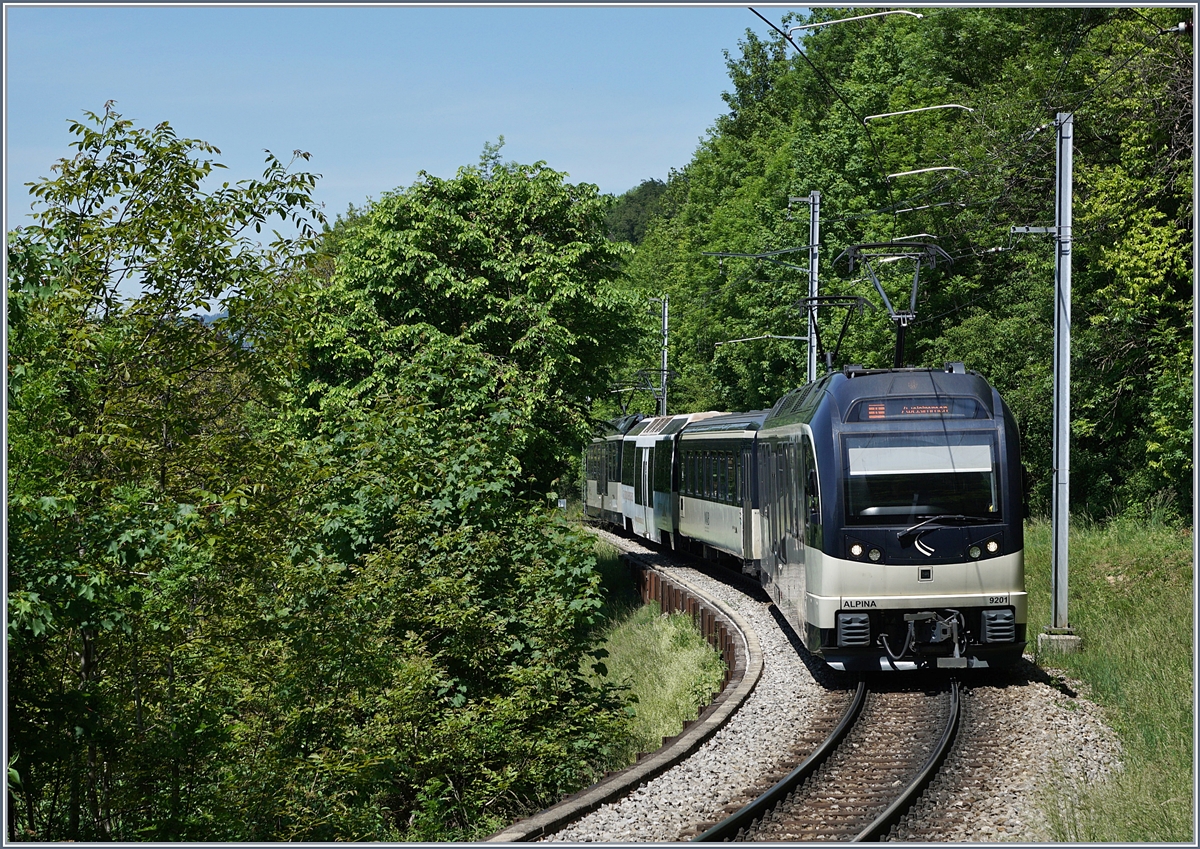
[[654, 442, 669, 492]]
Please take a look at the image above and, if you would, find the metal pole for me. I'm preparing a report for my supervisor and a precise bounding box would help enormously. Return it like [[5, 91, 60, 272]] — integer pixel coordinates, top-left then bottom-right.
[[660, 295, 669, 416], [807, 191, 820, 383], [1051, 112, 1073, 632]]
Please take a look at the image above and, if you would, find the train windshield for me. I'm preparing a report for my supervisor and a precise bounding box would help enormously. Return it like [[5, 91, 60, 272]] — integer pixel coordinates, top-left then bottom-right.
[[842, 431, 999, 523]]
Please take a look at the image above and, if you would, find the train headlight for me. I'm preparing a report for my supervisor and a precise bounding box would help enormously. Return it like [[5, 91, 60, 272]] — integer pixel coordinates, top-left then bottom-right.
[[850, 543, 864, 557], [986, 539, 1000, 554], [968, 544, 982, 559], [868, 548, 882, 562]]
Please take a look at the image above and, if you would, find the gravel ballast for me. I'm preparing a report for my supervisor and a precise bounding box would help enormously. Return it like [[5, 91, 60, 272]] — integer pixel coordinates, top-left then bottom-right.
[[545, 530, 1122, 843]]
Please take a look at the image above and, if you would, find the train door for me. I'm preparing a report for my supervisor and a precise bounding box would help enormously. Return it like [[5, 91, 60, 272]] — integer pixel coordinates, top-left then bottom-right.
[[774, 444, 788, 567], [775, 437, 806, 635], [634, 445, 655, 542], [739, 446, 753, 560], [620, 436, 637, 532], [653, 436, 674, 541], [757, 441, 776, 589]]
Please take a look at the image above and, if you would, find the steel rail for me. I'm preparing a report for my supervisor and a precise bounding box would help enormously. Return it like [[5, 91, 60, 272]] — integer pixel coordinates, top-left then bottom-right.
[[853, 679, 962, 842], [691, 679, 868, 842]]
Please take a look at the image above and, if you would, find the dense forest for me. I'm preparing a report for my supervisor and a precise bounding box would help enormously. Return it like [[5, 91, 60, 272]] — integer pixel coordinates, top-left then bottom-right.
[[610, 6, 1193, 520], [6, 6, 1193, 842]]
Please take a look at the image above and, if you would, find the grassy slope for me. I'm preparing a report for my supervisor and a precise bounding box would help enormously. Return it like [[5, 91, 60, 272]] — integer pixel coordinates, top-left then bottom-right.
[[588, 539, 727, 770], [1024, 516, 1194, 841]]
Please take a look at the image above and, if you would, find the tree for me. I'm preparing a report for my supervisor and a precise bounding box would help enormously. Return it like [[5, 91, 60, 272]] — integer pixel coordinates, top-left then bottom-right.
[[7, 103, 325, 840], [605, 178, 667, 245], [625, 8, 1192, 517], [303, 145, 643, 497]]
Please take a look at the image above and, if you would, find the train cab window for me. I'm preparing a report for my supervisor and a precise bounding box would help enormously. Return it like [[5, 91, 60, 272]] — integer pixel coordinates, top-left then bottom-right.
[[801, 435, 822, 548], [843, 431, 999, 523], [727, 454, 736, 504]]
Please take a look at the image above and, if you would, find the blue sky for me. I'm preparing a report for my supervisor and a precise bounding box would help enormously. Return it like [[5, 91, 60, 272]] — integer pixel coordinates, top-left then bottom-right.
[[5, 4, 804, 229]]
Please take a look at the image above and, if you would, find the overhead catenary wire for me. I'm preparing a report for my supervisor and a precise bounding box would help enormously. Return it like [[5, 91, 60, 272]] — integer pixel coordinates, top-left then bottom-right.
[[747, 7, 903, 235], [727, 7, 1185, 310]]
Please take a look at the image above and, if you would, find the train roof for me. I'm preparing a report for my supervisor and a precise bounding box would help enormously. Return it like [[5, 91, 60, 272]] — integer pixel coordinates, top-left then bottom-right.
[[832, 365, 995, 415], [629, 410, 726, 437], [765, 364, 996, 427], [678, 410, 771, 435], [590, 412, 646, 441]]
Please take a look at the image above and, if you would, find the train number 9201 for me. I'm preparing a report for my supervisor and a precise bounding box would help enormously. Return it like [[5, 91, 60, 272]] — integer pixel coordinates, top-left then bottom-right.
[[987, 595, 1009, 605]]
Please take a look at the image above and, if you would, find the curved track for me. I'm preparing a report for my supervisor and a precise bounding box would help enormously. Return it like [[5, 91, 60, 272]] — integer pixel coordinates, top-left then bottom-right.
[[694, 680, 960, 842]]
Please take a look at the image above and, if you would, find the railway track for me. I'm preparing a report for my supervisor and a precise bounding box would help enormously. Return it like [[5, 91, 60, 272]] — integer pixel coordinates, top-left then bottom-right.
[[694, 679, 961, 842]]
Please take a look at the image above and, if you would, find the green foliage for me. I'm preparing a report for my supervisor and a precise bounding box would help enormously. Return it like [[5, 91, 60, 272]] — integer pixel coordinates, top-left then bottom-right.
[[7, 103, 326, 841], [588, 602, 726, 766], [8, 110, 637, 841], [622, 7, 1193, 515], [605, 179, 667, 245], [305, 145, 643, 497]]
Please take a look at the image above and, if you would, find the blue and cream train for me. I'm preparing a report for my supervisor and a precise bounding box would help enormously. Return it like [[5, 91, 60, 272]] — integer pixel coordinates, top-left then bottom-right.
[[583, 364, 1027, 672]]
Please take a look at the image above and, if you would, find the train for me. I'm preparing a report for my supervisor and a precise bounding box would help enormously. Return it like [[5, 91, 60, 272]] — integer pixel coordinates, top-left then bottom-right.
[[583, 363, 1027, 672]]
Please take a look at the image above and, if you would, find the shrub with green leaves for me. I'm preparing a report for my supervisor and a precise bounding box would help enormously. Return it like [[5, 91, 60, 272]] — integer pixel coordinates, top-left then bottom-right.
[[7, 109, 639, 841]]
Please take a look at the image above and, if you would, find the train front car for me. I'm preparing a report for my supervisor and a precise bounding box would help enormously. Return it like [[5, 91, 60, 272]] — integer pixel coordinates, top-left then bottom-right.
[[759, 364, 1026, 672]]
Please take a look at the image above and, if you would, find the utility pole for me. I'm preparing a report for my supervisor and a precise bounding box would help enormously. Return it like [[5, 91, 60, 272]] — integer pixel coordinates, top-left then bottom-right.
[[789, 191, 821, 383], [650, 296, 669, 416], [1015, 113, 1081, 655], [1048, 113, 1080, 651]]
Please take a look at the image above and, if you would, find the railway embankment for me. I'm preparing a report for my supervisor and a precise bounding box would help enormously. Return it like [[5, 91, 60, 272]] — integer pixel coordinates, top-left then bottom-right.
[[518, 526, 1123, 843]]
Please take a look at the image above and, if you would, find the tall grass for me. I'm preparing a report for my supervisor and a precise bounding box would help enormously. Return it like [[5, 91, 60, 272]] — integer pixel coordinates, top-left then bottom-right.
[[1025, 515, 1194, 841], [588, 540, 727, 769]]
